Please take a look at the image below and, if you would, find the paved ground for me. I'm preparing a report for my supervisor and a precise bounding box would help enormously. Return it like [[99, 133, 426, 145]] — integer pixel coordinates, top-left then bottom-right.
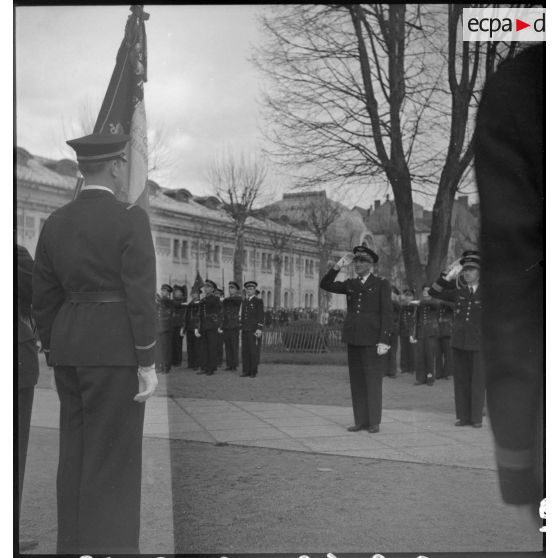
[[20, 359, 544, 555]]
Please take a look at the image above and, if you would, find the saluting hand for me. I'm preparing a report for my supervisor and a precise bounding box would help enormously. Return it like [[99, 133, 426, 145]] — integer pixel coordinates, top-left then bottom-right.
[[444, 260, 462, 281], [334, 253, 354, 269], [134, 364, 158, 403]]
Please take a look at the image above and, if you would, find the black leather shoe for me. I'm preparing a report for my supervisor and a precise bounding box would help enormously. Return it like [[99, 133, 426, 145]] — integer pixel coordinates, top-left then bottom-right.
[[455, 419, 469, 426], [413, 381, 425, 386], [347, 424, 366, 432], [368, 425, 380, 434], [240, 373, 250, 377], [19, 539, 38, 552], [471, 422, 483, 428]]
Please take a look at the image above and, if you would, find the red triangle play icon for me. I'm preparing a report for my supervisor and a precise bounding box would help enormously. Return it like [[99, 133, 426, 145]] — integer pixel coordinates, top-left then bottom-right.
[[516, 19, 530, 31]]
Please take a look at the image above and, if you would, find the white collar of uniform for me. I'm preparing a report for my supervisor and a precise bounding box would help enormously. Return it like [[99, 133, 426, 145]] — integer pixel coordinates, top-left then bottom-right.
[[359, 272, 372, 283], [82, 185, 115, 195], [248, 295, 255, 301], [469, 283, 479, 293]]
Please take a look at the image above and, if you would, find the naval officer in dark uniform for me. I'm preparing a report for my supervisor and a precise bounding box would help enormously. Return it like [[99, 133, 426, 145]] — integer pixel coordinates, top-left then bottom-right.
[[195, 279, 223, 375], [32, 134, 158, 554], [156, 283, 173, 373], [223, 281, 242, 371], [429, 251, 483, 427], [184, 288, 201, 370], [320, 245, 392, 433], [240, 280, 264, 377]]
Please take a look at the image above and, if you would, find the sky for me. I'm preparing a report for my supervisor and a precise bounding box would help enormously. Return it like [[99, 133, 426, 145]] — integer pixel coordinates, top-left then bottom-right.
[[15, 4, 397, 209]]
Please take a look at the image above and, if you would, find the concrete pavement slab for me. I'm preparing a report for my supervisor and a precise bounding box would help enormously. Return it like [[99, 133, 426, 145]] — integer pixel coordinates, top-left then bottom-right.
[[297, 435, 390, 452], [275, 424, 349, 438], [211, 427, 288, 442]]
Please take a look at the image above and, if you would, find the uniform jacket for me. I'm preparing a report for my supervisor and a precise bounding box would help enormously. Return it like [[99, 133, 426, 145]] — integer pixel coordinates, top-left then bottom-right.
[[17, 244, 39, 389], [156, 296, 173, 333], [320, 268, 392, 346], [184, 300, 200, 331], [437, 301, 454, 338], [241, 296, 264, 332], [171, 299, 187, 328], [198, 294, 223, 332], [32, 189, 157, 367], [399, 303, 416, 337], [429, 277, 481, 351], [415, 300, 440, 339], [223, 295, 242, 329]]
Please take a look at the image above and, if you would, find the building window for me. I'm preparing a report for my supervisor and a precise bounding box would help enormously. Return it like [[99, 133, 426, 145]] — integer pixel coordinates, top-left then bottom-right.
[[25, 216, 35, 229], [181, 240, 188, 260], [310, 293, 314, 307], [309, 260, 314, 275], [156, 236, 171, 256], [304, 293, 309, 307], [173, 239, 180, 260], [242, 249, 247, 266], [284, 291, 289, 308], [267, 291, 272, 308], [261, 252, 266, 270], [214, 245, 220, 263]]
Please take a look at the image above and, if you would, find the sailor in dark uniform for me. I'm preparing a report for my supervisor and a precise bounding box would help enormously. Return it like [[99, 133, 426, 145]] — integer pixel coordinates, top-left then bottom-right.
[[399, 288, 417, 375], [320, 245, 392, 433], [156, 283, 173, 373], [240, 281, 264, 377], [215, 288, 225, 366], [412, 286, 440, 386], [223, 281, 242, 371], [195, 279, 223, 375], [32, 134, 158, 554], [435, 300, 454, 379], [429, 251, 483, 427], [17, 243, 39, 553], [184, 288, 201, 370], [171, 284, 186, 366]]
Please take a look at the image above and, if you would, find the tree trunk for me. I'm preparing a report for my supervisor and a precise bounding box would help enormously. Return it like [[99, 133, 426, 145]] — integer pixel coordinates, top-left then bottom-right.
[[317, 241, 331, 321], [233, 226, 245, 287], [273, 254, 283, 308]]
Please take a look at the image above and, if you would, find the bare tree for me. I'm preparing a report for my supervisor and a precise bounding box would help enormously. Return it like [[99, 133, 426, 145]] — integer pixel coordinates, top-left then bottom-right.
[[253, 4, 514, 289], [262, 219, 294, 308], [208, 150, 269, 286]]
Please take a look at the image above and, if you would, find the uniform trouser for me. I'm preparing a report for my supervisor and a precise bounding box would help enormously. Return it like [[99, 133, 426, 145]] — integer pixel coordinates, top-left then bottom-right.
[[400, 335, 415, 372], [436, 336, 453, 378], [54, 366, 145, 555], [18, 386, 35, 518], [224, 328, 240, 368], [242, 330, 261, 376], [415, 336, 438, 383], [386, 333, 399, 377], [218, 331, 224, 363], [452, 348, 485, 424], [347, 344, 386, 427], [156, 330, 172, 371], [186, 330, 200, 368], [201, 330, 219, 372], [171, 326, 183, 366]]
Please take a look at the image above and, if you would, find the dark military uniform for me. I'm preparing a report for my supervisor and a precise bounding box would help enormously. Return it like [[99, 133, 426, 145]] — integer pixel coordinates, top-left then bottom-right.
[[399, 302, 416, 374], [156, 294, 173, 373], [184, 298, 201, 369], [414, 300, 440, 385], [17, 244, 39, 520], [32, 187, 156, 554], [240, 296, 264, 377], [320, 268, 392, 428], [476, 45, 543, 506], [198, 293, 223, 374], [171, 293, 187, 366], [386, 299, 401, 377], [435, 301, 454, 379], [223, 294, 242, 370], [429, 278, 484, 424]]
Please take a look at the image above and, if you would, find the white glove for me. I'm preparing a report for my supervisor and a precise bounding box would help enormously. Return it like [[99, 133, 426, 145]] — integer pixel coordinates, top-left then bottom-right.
[[254, 329, 262, 338], [445, 261, 462, 281], [180, 327, 185, 336], [217, 328, 223, 334], [410, 336, 417, 344], [194, 328, 201, 338], [377, 343, 390, 356], [134, 364, 158, 402], [335, 253, 354, 269]]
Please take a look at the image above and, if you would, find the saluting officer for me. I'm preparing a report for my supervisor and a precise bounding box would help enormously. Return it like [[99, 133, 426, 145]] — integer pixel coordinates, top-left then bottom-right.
[[399, 288, 417, 375], [32, 134, 158, 554], [412, 286, 440, 386], [223, 281, 242, 371], [184, 288, 201, 370], [435, 300, 454, 379], [156, 283, 173, 374], [240, 280, 264, 377], [320, 245, 392, 434], [429, 250, 484, 427], [195, 279, 223, 375]]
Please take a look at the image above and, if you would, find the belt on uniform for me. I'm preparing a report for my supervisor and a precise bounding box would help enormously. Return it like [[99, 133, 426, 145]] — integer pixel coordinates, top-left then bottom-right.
[[67, 290, 127, 303]]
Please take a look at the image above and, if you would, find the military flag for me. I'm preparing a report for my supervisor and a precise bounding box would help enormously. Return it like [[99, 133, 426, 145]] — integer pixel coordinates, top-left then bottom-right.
[[74, 5, 150, 208], [192, 272, 204, 294]]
